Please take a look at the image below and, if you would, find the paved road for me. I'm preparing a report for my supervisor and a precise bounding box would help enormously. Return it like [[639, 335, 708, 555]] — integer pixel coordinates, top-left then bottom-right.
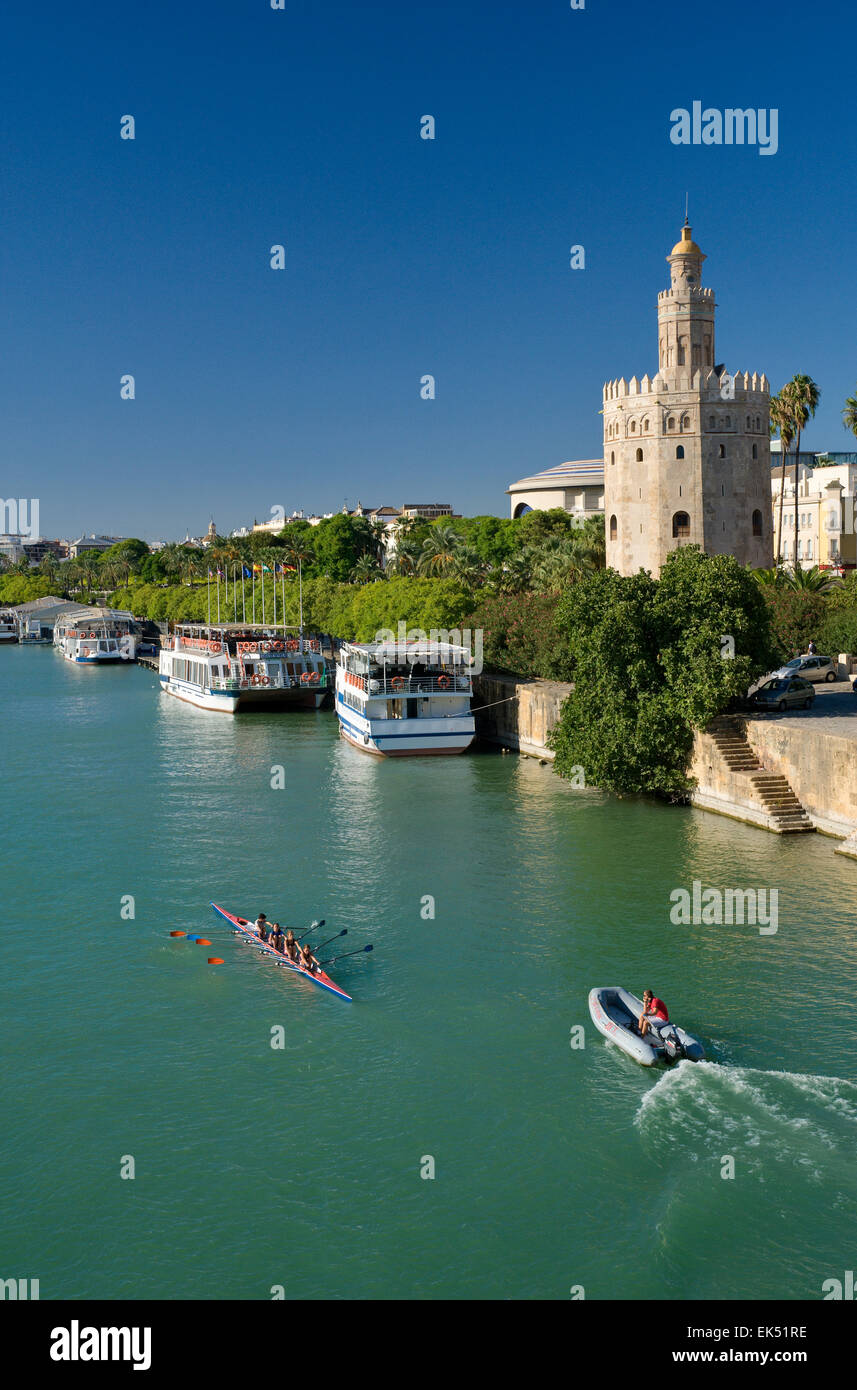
[[747, 680, 857, 736]]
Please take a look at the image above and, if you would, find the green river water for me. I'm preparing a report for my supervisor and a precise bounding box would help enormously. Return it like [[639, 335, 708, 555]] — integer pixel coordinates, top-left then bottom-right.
[[2, 646, 856, 1300]]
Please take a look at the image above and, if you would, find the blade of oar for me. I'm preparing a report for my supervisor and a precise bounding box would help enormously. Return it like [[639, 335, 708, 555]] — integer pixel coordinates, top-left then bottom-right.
[[297, 918, 325, 942], [315, 929, 347, 952], [319, 945, 373, 966]]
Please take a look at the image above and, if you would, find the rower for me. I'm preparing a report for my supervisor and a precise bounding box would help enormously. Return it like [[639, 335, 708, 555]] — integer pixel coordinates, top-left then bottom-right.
[[255, 913, 269, 942], [283, 929, 299, 963], [269, 923, 284, 953], [299, 942, 320, 975]]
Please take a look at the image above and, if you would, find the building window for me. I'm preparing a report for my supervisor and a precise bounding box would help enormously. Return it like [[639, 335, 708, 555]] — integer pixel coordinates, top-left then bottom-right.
[[752, 444, 758, 458], [672, 511, 691, 539], [636, 448, 643, 462], [719, 444, 726, 458], [642, 417, 649, 433], [513, 503, 532, 518], [724, 416, 731, 428], [746, 415, 751, 430], [681, 414, 691, 431], [610, 451, 615, 465], [676, 445, 685, 459], [630, 420, 637, 433], [708, 415, 716, 429], [609, 514, 617, 541], [752, 509, 763, 537], [807, 538, 813, 558], [756, 416, 761, 431], [667, 416, 675, 431]]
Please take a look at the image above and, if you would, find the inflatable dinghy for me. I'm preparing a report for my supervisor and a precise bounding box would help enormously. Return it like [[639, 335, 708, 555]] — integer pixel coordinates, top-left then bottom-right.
[[588, 987, 704, 1066]]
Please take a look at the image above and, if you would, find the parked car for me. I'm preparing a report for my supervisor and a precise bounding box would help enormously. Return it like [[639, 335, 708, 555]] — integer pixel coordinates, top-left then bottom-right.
[[748, 677, 815, 712], [769, 655, 838, 683]]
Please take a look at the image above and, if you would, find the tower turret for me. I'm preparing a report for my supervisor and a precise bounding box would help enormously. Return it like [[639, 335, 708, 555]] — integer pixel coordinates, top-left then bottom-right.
[[657, 220, 715, 375]]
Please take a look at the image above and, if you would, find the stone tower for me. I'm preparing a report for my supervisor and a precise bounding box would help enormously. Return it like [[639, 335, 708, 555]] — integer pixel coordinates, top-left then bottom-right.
[[603, 221, 773, 576]]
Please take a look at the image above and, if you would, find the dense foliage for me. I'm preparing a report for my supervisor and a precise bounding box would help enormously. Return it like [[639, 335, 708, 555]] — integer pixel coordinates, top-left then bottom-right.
[[548, 548, 779, 799]]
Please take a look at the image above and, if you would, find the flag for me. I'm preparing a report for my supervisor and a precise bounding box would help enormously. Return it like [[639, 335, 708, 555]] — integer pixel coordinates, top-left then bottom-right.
[[242, 565, 252, 578]]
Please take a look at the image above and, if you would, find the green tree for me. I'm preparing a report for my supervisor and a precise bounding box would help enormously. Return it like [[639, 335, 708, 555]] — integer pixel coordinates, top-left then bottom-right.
[[842, 387, 857, 444], [770, 392, 796, 565], [549, 547, 777, 798], [312, 514, 373, 581], [782, 374, 820, 560], [418, 523, 461, 577]]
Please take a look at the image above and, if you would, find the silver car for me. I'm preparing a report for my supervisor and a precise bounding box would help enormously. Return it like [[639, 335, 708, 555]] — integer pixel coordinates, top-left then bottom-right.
[[770, 654, 837, 683], [749, 677, 815, 712]]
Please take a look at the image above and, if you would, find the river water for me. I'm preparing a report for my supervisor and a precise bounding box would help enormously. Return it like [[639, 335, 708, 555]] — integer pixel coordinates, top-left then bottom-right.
[[2, 646, 856, 1299]]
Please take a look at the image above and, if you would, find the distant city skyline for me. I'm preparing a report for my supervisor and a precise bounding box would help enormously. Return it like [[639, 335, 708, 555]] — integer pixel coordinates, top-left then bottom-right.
[[2, 0, 855, 541]]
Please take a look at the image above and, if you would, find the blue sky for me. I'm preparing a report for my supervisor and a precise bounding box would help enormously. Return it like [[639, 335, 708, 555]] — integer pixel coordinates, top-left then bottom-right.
[[1, 0, 855, 542]]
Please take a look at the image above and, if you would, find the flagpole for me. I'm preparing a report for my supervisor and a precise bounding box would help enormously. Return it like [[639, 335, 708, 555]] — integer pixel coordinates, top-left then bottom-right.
[[281, 570, 285, 632], [298, 557, 304, 649], [273, 564, 277, 626], [233, 565, 237, 622], [207, 570, 211, 625], [261, 565, 266, 624], [241, 566, 246, 624], [216, 571, 221, 622], [252, 567, 256, 624]]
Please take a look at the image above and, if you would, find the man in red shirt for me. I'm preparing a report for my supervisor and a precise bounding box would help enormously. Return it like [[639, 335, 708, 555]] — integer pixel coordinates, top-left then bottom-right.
[[638, 989, 669, 1038]]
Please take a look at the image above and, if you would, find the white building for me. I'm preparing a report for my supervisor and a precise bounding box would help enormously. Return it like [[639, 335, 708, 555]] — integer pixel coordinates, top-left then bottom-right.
[[506, 461, 605, 520]]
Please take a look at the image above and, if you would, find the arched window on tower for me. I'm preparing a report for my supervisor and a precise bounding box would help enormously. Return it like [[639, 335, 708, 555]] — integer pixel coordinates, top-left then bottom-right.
[[719, 444, 726, 458], [672, 512, 691, 539], [667, 416, 675, 431], [610, 451, 615, 465], [676, 446, 685, 459], [630, 420, 637, 433], [609, 515, 617, 541], [708, 415, 716, 429], [635, 448, 643, 462], [642, 417, 649, 433], [746, 415, 751, 430], [752, 444, 758, 459], [681, 414, 691, 432], [752, 509, 763, 537]]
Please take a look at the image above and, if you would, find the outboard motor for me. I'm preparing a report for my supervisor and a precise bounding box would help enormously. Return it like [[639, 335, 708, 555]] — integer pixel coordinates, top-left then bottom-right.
[[660, 1024, 684, 1061]]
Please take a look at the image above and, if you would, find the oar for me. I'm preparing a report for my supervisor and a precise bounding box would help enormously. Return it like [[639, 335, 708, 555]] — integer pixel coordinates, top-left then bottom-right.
[[314, 929, 347, 953], [296, 918, 325, 942], [319, 945, 373, 967]]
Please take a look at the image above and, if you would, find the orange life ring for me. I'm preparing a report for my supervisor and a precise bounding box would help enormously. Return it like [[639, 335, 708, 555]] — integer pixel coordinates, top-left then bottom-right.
[[262, 675, 270, 685], [252, 674, 261, 685], [212, 642, 221, 654], [300, 671, 310, 684], [437, 674, 450, 688], [310, 671, 319, 683], [391, 676, 405, 691], [286, 640, 298, 652], [248, 643, 258, 653], [273, 641, 284, 651], [263, 641, 272, 652]]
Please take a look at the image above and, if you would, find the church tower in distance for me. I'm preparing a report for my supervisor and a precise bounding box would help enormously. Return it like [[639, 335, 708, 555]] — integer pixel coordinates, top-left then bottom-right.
[[603, 221, 773, 576]]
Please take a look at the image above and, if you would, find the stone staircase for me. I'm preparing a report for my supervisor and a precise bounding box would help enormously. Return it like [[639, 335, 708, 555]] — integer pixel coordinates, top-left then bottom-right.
[[708, 716, 814, 833]]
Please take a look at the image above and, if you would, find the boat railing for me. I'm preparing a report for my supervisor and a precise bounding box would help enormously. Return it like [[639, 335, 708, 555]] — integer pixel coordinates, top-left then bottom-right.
[[342, 673, 472, 696], [210, 672, 328, 692]]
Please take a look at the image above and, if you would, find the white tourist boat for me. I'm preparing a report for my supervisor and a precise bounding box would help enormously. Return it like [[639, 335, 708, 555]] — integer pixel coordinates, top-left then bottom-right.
[[0, 610, 18, 643], [335, 639, 476, 756], [158, 624, 328, 713], [53, 609, 138, 664]]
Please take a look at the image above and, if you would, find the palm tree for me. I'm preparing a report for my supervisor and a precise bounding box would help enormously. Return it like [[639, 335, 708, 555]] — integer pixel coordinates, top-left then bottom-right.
[[751, 565, 786, 591], [180, 555, 201, 587], [350, 554, 383, 584], [784, 563, 839, 594], [450, 547, 486, 587], [495, 552, 532, 594], [367, 519, 389, 565], [770, 391, 795, 565], [783, 374, 820, 565], [388, 536, 421, 576], [418, 524, 461, 576], [282, 539, 314, 634], [76, 553, 101, 595], [843, 388, 857, 445]]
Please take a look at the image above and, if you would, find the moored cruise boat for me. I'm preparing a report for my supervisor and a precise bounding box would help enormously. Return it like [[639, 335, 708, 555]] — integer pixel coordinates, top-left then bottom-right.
[[53, 609, 138, 664], [335, 639, 476, 756], [0, 610, 18, 643], [158, 624, 328, 713]]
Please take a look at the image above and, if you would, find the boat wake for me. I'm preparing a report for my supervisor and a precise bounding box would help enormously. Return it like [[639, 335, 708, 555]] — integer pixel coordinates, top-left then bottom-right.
[[635, 1061, 857, 1184]]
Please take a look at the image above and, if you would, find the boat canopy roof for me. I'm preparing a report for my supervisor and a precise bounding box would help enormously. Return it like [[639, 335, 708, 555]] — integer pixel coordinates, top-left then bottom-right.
[[343, 639, 473, 664], [57, 605, 135, 627], [172, 622, 305, 635]]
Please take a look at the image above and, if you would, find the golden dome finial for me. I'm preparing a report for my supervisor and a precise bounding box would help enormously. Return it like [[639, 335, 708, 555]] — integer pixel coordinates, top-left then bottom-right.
[[669, 222, 703, 258]]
